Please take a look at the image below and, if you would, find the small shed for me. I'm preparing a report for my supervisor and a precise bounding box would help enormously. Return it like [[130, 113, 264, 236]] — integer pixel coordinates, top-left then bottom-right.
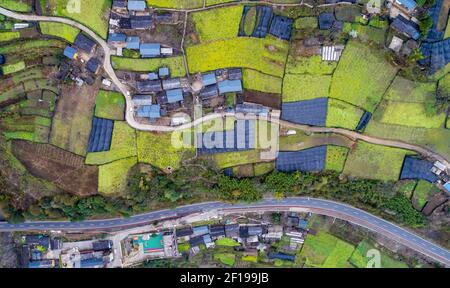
[[148, 72, 158, 80], [228, 68, 242, 80], [159, 67, 170, 78], [63, 46, 77, 59], [395, 0, 417, 11], [132, 94, 153, 106], [202, 72, 217, 86], [389, 36, 404, 52], [193, 225, 209, 236], [444, 182, 450, 193], [128, 0, 146, 11], [166, 89, 184, 103], [108, 33, 126, 43], [126, 36, 140, 50], [162, 78, 181, 90], [136, 105, 161, 118]]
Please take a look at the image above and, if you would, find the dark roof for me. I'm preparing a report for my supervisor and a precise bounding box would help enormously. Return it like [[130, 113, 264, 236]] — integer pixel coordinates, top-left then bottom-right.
[[276, 146, 327, 172], [200, 84, 219, 99], [281, 98, 328, 126], [87, 117, 114, 152], [228, 68, 243, 80], [287, 216, 299, 227], [92, 240, 113, 251], [239, 226, 249, 238], [210, 224, 226, 237], [86, 57, 101, 74], [176, 227, 193, 237], [189, 235, 205, 247], [25, 235, 50, 248], [162, 78, 181, 90], [131, 15, 152, 29], [267, 252, 295, 261], [225, 224, 240, 237], [391, 15, 420, 40], [269, 15, 293, 41], [136, 80, 163, 93], [119, 17, 132, 29], [400, 156, 438, 183], [74, 33, 96, 53], [318, 13, 335, 30], [0, 54, 4, 65], [112, 0, 126, 8], [50, 238, 62, 250]]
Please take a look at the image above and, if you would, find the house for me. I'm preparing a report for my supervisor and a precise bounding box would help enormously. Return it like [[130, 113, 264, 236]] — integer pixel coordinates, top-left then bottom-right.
[[92, 240, 113, 251], [126, 36, 140, 50], [119, 17, 132, 29], [63, 46, 77, 59], [112, 0, 127, 11], [192, 225, 209, 236], [394, 0, 417, 12], [162, 78, 181, 90], [389, 36, 404, 52], [148, 72, 158, 80], [74, 33, 96, 53], [267, 252, 295, 262], [108, 33, 126, 44], [189, 235, 205, 247], [225, 224, 240, 238], [200, 84, 219, 99], [128, 0, 146, 11], [140, 43, 160, 58], [248, 226, 263, 236], [176, 227, 193, 238], [235, 103, 269, 116], [136, 80, 163, 93], [210, 224, 226, 238], [80, 258, 105, 268], [166, 89, 184, 103], [203, 234, 214, 248], [228, 68, 242, 80], [24, 235, 51, 250], [318, 13, 335, 30], [131, 15, 152, 29], [390, 15, 420, 40], [136, 105, 161, 118], [202, 72, 217, 86], [218, 80, 242, 94], [159, 67, 170, 78], [86, 57, 101, 74]]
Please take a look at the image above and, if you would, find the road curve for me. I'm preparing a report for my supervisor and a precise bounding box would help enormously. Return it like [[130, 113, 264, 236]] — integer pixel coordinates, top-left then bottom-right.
[[0, 197, 449, 266]]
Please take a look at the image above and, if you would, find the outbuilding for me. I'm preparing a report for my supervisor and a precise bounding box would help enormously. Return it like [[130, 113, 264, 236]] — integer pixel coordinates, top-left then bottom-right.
[[128, 0, 146, 11], [140, 43, 160, 58], [218, 80, 243, 94]]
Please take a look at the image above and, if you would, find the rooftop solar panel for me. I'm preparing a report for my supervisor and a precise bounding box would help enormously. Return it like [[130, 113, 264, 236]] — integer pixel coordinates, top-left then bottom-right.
[[276, 146, 327, 172], [281, 98, 328, 127], [400, 156, 438, 183]]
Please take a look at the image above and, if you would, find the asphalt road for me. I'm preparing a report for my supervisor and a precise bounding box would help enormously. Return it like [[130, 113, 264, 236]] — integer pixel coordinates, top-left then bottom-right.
[[0, 197, 449, 266]]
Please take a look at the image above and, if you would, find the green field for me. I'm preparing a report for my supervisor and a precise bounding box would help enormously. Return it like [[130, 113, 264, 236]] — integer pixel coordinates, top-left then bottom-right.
[[112, 56, 186, 77], [395, 180, 416, 198], [2, 61, 26, 75], [286, 55, 337, 75], [94, 90, 125, 120], [294, 17, 318, 29], [216, 237, 240, 247], [444, 16, 450, 39], [343, 141, 414, 181], [39, 22, 80, 43], [242, 69, 282, 94], [191, 6, 243, 42], [98, 156, 137, 195], [412, 180, 438, 210], [326, 98, 364, 130], [385, 77, 436, 103], [206, 0, 236, 6], [0, 39, 66, 54], [282, 74, 331, 102], [0, 31, 20, 42], [0, 0, 32, 12], [253, 162, 275, 176], [46, 0, 111, 38], [299, 232, 354, 268], [325, 145, 349, 172], [146, 0, 203, 9], [212, 150, 260, 168], [86, 121, 137, 165], [330, 41, 398, 112], [349, 240, 408, 268], [214, 253, 236, 266], [186, 37, 289, 77]]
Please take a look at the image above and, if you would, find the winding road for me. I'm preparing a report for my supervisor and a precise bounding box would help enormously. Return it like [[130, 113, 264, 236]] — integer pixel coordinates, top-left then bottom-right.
[[0, 197, 449, 266]]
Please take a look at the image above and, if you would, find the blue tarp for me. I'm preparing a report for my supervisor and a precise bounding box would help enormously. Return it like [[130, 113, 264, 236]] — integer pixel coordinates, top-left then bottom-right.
[[420, 38, 450, 73], [318, 13, 335, 30], [251, 6, 273, 38], [425, 0, 446, 42], [268, 252, 296, 261], [396, 0, 417, 11], [356, 111, 372, 131], [269, 15, 293, 40], [276, 146, 327, 172], [159, 67, 169, 77], [281, 98, 328, 127]]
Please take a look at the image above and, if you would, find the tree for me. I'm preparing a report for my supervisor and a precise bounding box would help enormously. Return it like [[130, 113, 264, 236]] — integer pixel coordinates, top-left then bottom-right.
[[419, 15, 433, 37]]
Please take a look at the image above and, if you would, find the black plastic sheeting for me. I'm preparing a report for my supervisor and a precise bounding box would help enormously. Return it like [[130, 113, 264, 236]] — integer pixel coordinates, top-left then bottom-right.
[[420, 38, 450, 73], [276, 146, 327, 172], [87, 117, 114, 153], [281, 98, 328, 127], [269, 15, 293, 40], [356, 111, 372, 131], [252, 6, 273, 38], [400, 156, 438, 183]]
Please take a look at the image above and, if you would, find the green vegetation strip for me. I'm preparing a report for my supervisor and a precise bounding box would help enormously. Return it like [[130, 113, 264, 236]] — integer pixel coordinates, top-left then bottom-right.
[[286, 55, 337, 75], [325, 145, 348, 172], [112, 56, 186, 77], [242, 69, 282, 94], [146, 0, 203, 9], [0, 0, 32, 12], [98, 157, 138, 195], [326, 98, 364, 130], [94, 90, 125, 121], [39, 22, 80, 43], [282, 74, 331, 102], [0, 31, 20, 42], [349, 240, 408, 268]]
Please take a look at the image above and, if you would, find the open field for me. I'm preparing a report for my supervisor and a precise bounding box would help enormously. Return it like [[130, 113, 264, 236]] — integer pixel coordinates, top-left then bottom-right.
[[325, 145, 348, 172], [385, 77, 436, 103], [279, 130, 353, 151], [242, 69, 282, 94], [326, 98, 364, 130], [282, 74, 331, 102], [191, 6, 243, 42], [299, 232, 354, 268], [94, 90, 125, 121], [212, 150, 261, 169], [39, 22, 80, 43], [214, 253, 236, 266], [286, 55, 336, 75], [412, 180, 439, 210], [2, 61, 26, 75], [86, 121, 137, 165], [0, 39, 66, 54], [45, 0, 111, 38], [206, 0, 236, 6], [186, 37, 289, 77], [216, 237, 240, 247], [343, 141, 414, 181], [146, 0, 203, 9], [112, 56, 186, 77], [0, 31, 20, 43], [330, 41, 398, 112], [349, 240, 408, 268], [98, 156, 137, 195], [0, 0, 32, 12]]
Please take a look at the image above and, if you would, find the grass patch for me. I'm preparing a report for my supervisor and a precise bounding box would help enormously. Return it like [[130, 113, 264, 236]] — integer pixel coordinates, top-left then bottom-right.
[[330, 41, 398, 112], [46, 0, 111, 39], [112, 56, 186, 77], [0, 39, 66, 54], [395, 180, 416, 198], [191, 6, 243, 42], [216, 237, 240, 246], [253, 162, 275, 176], [98, 156, 137, 195], [39, 22, 80, 43], [0, 31, 20, 42], [413, 180, 439, 210], [94, 90, 125, 121], [3, 131, 35, 141], [294, 17, 317, 29], [146, 0, 203, 9], [0, 0, 32, 12], [206, 0, 236, 6], [86, 121, 137, 165], [34, 116, 52, 127], [242, 69, 282, 94], [349, 240, 408, 268], [385, 77, 436, 103], [325, 145, 348, 172], [343, 141, 414, 181], [212, 150, 260, 169], [2, 61, 26, 75], [186, 36, 289, 77], [243, 6, 257, 36], [282, 74, 331, 102], [241, 255, 258, 263], [214, 253, 236, 266], [445, 16, 450, 39], [178, 242, 190, 252], [286, 55, 337, 75], [326, 98, 364, 130]]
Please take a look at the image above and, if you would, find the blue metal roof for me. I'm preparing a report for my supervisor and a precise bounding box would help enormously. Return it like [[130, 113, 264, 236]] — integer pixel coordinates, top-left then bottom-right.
[[202, 72, 217, 86], [63, 46, 76, 59], [298, 219, 308, 229], [148, 72, 158, 80], [159, 67, 169, 77], [193, 225, 209, 235], [166, 88, 183, 103], [137, 105, 161, 118], [203, 234, 212, 244], [218, 80, 242, 94], [391, 16, 420, 40], [80, 258, 104, 268], [140, 43, 160, 58], [396, 0, 417, 11], [126, 36, 140, 49], [128, 0, 146, 11], [444, 182, 450, 192], [108, 33, 126, 42]]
